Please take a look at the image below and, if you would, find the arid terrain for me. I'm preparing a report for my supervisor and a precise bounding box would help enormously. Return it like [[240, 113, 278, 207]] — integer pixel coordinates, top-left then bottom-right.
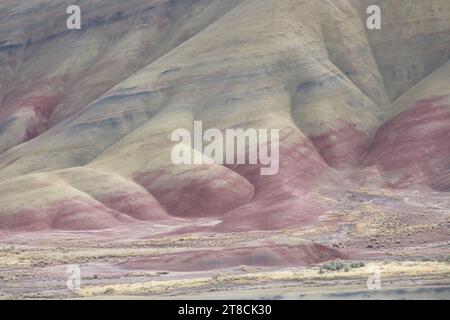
[[0, 0, 449, 299], [1, 186, 449, 299]]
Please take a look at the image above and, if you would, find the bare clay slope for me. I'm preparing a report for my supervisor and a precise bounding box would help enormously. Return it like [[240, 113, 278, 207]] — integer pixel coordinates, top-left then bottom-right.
[[0, 0, 449, 232]]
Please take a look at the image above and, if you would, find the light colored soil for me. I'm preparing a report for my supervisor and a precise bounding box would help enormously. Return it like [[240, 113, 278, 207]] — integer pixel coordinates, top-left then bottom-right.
[[0, 188, 448, 299]]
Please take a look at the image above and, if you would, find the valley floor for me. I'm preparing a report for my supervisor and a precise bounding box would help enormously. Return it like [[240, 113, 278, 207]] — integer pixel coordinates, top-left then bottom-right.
[[0, 188, 449, 300]]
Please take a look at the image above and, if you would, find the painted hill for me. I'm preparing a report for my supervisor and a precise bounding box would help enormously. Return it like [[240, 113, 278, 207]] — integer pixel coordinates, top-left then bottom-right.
[[0, 0, 449, 232]]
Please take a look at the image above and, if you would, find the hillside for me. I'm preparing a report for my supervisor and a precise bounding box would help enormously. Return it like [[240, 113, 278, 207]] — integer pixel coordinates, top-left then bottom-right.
[[0, 0, 449, 233], [0, 1, 450, 301]]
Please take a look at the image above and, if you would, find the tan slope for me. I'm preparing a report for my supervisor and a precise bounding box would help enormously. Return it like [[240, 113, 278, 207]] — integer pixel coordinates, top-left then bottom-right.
[[0, 0, 449, 231]]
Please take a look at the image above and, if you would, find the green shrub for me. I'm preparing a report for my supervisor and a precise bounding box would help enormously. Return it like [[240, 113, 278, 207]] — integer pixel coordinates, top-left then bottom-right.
[[322, 261, 345, 271], [350, 262, 365, 269]]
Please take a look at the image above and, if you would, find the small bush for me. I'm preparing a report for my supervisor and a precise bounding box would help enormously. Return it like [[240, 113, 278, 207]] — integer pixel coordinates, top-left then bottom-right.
[[240, 265, 248, 272], [103, 288, 115, 295], [212, 274, 220, 280], [350, 262, 365, 269], [322, 261, 345, 271]]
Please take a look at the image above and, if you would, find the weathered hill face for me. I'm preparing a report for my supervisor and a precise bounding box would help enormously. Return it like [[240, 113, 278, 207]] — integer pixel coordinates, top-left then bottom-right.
[[365, 62, 450, 191], [0, 0, 449, 231]]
